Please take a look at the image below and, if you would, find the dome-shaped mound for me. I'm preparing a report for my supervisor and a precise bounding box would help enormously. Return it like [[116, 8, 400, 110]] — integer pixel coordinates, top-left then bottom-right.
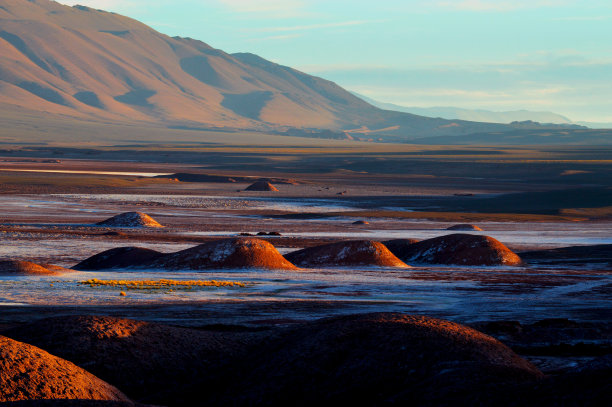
[[4, 315, 259, 406], [0, 335, 128, 403], [285, 240, 409, 268], [447, 224, 483, 231], [217, 313, 542, 405], [352, 220, 369, 225], [96, 212, 163, 228], [244, 181, 279, 192], [150, 238, 297, 270], [382, 238, 420, 260], [74, 247, 165, 271], [0, 260, 62, 276], [394, 233, 522, 266]]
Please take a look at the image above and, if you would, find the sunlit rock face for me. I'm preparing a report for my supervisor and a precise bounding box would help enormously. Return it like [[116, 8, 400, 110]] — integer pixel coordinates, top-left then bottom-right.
[[392, 233, 522, 266], [74, 247, 164, 270], [285, 240, 409, 268], [0, 334, 129, 403], [149, 238, 297, 270], [0, 260, 71, 276], [96, 212, 163, 228]]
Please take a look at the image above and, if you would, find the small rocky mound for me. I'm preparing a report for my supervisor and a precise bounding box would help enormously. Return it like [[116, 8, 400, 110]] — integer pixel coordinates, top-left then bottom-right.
[[0, 260, 63, 276], [352, 220, 369, 225], [214, 313, 542, 406], [0, 335, 128, 403], [285, 240, 409, 268], [382, 238, 421, 259], [74, 247, 165, 271], [96, 212, 163, 228], [392, 233, 522, 266], [149, 238, 297, 270], [447, 224, 484, 231], [4, 316, 262, 406], [244, 181, 279, 192]]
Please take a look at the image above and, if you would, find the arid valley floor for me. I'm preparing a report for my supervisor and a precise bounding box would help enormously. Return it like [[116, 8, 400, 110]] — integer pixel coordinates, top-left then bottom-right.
[[0, 143, 610, 406]]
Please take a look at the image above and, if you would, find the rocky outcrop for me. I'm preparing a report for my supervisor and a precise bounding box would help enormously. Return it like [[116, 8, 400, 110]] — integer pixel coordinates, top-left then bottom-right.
[[74, 247, 165, 271], [96, 212, 163, 228], [285, 240, 409, 267], [244, 181, 279, 192], [149, 238, 297, 270], [0, 260, 70, 276], [0, 335, 128, 403], [392, 233, 522, 266], [447, 224, 484, 231]]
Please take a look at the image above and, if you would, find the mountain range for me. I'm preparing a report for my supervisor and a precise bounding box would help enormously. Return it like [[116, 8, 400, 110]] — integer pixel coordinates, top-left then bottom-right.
[[0, 0, 608, 144]]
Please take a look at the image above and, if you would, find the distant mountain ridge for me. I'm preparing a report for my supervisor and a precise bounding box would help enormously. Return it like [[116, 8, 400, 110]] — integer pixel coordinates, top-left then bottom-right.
[[0, 0, 517, 141], [354, 93, 574, 125]]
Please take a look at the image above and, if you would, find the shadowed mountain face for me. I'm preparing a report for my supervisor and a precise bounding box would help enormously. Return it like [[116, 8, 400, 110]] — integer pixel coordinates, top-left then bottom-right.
[[0, 0, 512, 140]]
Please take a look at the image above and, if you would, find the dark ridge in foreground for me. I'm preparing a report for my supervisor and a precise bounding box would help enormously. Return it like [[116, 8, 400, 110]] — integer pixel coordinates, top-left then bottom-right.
[[0, 335, 129, 403], [394, 233, 522, 266], [3, 315, 262, 406], [285, 240, 409, 267], [519, 244, 612, 266], [149, 238, 297, 270], [74, 247, 165, 271]]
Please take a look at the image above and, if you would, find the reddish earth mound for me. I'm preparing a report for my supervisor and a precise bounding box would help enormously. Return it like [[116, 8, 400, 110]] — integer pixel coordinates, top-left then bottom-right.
[[447, 224, 484, 231], [352, 220, 369, 225], [394, 233, 522, 266], [0, 335, 128, 403], [74, 247, 165, 271], [214, 313, 542, 406], [149, 238, 297, 270], [0, 260, 66, 276], [382, 238, 420, 259], [285, 240, 409, 267], [4, 316, 262, 406], [96, 212, 163, 228], [244, 181, 279, 192]]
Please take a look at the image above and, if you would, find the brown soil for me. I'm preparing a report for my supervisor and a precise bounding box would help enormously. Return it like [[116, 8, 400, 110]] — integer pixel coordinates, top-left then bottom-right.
[[149, 238, 297, 270], [244, 181, 279, 192], [394, 233, 523, 266], [74, 247, 165, 271], [285, 240, 409, 268], [447, 223, 484, 231], [0, 260, 61, 276], [96, 212, 163, 228], [0, 335, 129, 403]]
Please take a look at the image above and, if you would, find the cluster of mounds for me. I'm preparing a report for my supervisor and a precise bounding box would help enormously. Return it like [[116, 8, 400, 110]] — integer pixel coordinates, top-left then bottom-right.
[[447, 224, 484, 231], [386, 233, 523, 266], [0, 335, 128, 403], [96, 212, 163, 228], [285, 240, 408, 268], [519, 244, 612, 266], [244, 181, 279, 192], [1, 313, 549, 406], [75, 238, 297, 271], [74, 247, 164, 271], [0, 260, 73, 276]]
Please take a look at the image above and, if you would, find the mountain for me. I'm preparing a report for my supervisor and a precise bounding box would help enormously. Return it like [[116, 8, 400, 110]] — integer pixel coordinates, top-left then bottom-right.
[[0, 0, 514, 142], [354, 93, 574, 125]]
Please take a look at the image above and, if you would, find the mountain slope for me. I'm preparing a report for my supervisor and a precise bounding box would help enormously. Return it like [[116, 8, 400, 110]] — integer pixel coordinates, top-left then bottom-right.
[[0, 0, 512, 140]]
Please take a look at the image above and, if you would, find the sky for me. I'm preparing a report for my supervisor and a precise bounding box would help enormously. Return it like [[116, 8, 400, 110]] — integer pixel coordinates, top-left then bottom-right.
[[58, 0, 612, 122]]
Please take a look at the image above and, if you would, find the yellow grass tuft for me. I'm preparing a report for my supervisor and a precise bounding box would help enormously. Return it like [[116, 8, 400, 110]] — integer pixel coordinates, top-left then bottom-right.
[[80, 278, 247, 291]]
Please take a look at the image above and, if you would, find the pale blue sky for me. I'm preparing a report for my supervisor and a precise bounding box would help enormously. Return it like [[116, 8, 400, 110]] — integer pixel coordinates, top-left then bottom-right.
[[59, 0, 612, 122]]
